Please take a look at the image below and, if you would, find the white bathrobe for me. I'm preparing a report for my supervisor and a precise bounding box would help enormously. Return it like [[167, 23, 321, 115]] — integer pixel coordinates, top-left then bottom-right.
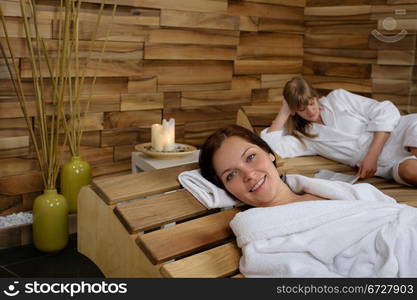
[[230, 175, 417, 278], [260, 89, 417, 184]]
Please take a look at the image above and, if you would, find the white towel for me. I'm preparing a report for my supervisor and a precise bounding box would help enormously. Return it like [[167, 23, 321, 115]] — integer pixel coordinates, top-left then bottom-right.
[[178, 169, 238, 208], [229, 175, 417, 278]]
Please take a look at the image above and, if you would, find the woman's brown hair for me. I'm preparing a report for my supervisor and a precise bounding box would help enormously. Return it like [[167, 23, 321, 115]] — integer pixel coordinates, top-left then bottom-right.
[[199, 124, 278, 189], [283, 77, 319, 141]]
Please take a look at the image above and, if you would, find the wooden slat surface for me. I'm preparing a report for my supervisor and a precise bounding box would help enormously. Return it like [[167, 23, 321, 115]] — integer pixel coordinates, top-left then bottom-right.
[[137, 208, 241, 264], [160, 241, 241, 278], [92, 163, 198, 204], [115, 189, 207, 233]]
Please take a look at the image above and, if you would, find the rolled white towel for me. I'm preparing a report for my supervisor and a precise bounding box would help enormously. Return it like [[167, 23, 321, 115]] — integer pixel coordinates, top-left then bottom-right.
[[178, 169, 238, 209]]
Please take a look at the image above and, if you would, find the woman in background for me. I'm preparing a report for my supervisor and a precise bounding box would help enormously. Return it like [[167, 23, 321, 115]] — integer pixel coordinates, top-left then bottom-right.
[[260, 77, 417, 186]]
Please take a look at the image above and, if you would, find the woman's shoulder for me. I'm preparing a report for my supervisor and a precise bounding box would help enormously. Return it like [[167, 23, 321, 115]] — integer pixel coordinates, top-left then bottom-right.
[[324, 89, 350, 100]]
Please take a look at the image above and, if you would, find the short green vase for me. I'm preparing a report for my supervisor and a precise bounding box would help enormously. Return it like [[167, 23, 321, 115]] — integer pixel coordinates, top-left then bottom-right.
[[60, 156, 92, 213], [32, 189, 68, 252]]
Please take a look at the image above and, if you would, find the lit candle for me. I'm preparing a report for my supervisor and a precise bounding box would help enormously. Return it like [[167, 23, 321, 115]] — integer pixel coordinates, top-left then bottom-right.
[[151, 124, 164, 151], [162, 118, 175, 151]]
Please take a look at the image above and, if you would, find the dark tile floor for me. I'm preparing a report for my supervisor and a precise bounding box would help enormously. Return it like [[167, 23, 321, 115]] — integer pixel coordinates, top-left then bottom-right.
[[0, 234, 104, 278]]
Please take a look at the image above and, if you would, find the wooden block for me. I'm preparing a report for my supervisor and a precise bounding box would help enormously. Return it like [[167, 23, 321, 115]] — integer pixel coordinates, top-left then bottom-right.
[[0, 194, 22, 216], [0, 0, 22, 17], [304, 5, 371, 20], [258, 17, 305, 33], [371, 4, 417, 20], [38, 5, 160, 26], [239, 32, 303, 48], [305, 21, 376, 35], [42, 40, 144, 60], [0, 58, 18, 80], [0, 171, 43, 195], [158, 82, 232, 93], [184, 119, 235, 146], [0, 117, 29, 137], [0, 136, 29, 150], [228, 1, 304, 20], [128, 76, 157, 93], [0, 158, 39, 177], [304, 33, 370, 49], [148, 28, 240, 46], [144, 44, 237, 60], [0, 16, 51, 39], [160, 242, 241, 278], [56, 21, 150, 42], [369, 34, 416, 50], [303, 75, 372, 93], [83, 0, 228, 13], [79, 131, 101, 147], [261, 74, 299, 89], [234, 58, 302, 75], [372, 79, 411, 96], [304, 48, 377, 64], [101, 128, 139, 147], [120, 93, 164, 111], [181, 89, 251, 107], [21, 191, 40, 211], [163, 92, 181, 109], [103, 110, 161, 129], [92, 163, 198, 204], [303, 61, 371, 79], [21, 59, 144, 78], [0, 37, 29, 58], [137, 208, 240, 264], [61, 146, 114, 166], [91, 160, 132, 177], [372, 93, 412, 106], [377, 50, 415, 66], [247, 0, 305, 7], [372, 65, 413, 80], [144, 60, 233, 85], [231, 75, 261, 90], [115, 189, 206, 233], [237, 46, 303, 60], [164, 105, 239, 123], [160, 9, 240, 31], [239, 16, 259, 32], [78, 112, 104, 131], [114, 145, 136, 161]]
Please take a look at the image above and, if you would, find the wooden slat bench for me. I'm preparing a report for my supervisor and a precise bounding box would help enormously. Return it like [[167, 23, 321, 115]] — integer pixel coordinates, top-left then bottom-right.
[[78, 155, 417, 278]]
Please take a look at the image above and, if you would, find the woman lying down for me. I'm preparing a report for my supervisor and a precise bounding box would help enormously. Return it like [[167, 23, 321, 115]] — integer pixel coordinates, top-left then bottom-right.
[[198, 124, 417, 278]]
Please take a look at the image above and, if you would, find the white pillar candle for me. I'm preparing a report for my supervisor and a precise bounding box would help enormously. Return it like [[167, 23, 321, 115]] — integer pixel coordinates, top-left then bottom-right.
[[151, 124, 164, 151], [162, 118, 175, 151]]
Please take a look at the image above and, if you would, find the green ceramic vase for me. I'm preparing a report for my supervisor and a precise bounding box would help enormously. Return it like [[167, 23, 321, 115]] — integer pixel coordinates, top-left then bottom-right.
[[32, 189, 68, 252], [60, 156, 92, 213]]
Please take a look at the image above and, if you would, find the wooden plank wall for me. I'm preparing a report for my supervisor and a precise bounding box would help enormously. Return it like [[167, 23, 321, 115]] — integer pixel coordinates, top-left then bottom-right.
[[0, 0, 305, 247], [304, 0, 417, 114]]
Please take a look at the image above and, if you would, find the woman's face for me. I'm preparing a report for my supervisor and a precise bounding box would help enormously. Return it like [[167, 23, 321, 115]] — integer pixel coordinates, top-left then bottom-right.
[[212, 136, 283, 207], [295, 97, 321, 122]]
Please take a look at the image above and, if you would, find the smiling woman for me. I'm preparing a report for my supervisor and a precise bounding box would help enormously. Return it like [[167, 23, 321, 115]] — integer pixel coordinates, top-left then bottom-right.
[[198, 124, 417, 278], [199, 125, 327, 207]]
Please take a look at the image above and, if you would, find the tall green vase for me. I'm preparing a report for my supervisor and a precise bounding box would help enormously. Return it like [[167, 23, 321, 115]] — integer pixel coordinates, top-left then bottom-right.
[[60, 156, 92, 213], [32, 189, 69, 252]]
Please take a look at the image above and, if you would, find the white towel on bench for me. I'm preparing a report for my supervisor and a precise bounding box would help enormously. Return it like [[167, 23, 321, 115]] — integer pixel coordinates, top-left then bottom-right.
[[230, 174, 417, 277], [178, 169, 238, 208]]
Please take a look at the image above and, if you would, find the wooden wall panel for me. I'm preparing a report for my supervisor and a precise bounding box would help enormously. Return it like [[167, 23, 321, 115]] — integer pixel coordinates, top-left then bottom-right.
[[304, 0, 416, 112], [1, 0, 306, 248]]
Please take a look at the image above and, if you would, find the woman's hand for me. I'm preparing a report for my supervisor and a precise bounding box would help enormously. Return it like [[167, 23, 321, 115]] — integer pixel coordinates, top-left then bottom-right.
[[356, 152, 378, 178], [267, 100, 291, 132]]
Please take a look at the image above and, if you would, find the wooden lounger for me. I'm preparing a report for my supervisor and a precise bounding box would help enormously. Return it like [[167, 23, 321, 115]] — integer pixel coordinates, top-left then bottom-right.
[[78, 155, 417, 278]]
